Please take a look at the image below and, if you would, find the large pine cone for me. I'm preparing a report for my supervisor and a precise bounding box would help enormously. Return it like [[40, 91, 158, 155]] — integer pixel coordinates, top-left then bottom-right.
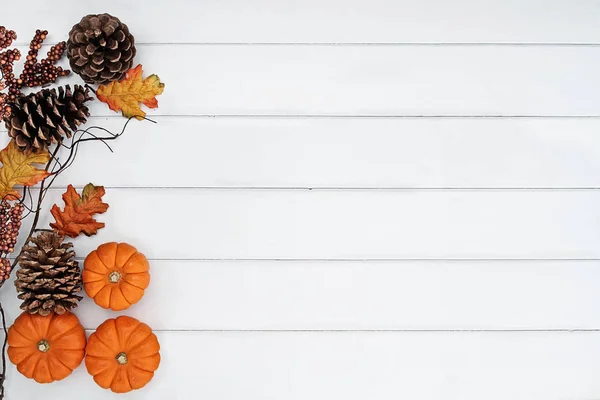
[[4, 85, 93, 152], [67, 13, 136, 84], [15, 231, 83, 316]]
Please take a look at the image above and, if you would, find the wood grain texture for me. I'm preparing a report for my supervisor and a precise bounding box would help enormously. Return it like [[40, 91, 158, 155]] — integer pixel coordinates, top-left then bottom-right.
[[5, 0, 600, 44], [5, 117, 600, 189], [3, 260, 600, 331], [12, 44, 600, 116], [6, 331, 600, 400], [4, 1, 600, 399], [22, 189, 600, 260]]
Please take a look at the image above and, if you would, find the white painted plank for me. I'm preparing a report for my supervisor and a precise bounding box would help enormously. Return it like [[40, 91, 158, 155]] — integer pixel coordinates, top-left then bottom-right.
[[13, 44, 600, 116], [16, 189, 600, 260], [3, 260, 600, 330], [5, 331, 600, 400], [4, 117, 600, 189], [6, 0, 600, 44]]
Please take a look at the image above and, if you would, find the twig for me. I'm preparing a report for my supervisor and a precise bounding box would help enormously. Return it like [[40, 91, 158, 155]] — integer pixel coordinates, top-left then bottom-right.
[[0, 303, 7, 400]]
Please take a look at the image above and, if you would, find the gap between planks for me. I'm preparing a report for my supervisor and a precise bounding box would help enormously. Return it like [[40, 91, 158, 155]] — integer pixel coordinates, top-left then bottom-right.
[[80, 328, 600, 333], [12, 42, 600, 47], [6, 115, 600, 120], [17, 186, 600, 191], [8, 257, 600, 262]]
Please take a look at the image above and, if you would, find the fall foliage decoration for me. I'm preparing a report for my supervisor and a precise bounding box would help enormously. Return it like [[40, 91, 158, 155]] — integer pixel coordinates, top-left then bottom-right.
[[0, 140, 50, 201], [8, 311, 86, 383], [85, 316, 160, 393], [83, 242, 150, 311], [0, 12, 164, 398], [67, 13, 136, 84], [0, 28, 70, 119], [5, 85, 94, 152], [97, 64, 165, 120], [15, 231, 82, 316], [50, 183, 109, 238]]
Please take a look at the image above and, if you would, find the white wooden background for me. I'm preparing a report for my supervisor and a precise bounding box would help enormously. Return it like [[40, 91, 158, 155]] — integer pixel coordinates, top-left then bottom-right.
[[2, 1, 600, 398]]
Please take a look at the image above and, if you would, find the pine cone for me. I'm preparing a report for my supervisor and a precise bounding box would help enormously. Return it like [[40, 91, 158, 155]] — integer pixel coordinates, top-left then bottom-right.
[[67, 13, 136, 84], [4, 85, 93, 152], [15, 231, 83, 316]]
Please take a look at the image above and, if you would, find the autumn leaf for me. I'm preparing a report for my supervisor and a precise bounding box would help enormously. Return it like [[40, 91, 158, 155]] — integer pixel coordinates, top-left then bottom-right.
[[96, 64, 165, 120], [50, 183, 109, 238], [0, 140, 50, 200]]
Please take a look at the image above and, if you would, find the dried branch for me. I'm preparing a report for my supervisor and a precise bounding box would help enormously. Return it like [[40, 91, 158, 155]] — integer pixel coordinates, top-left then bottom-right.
[[0, 303, 6, 400]]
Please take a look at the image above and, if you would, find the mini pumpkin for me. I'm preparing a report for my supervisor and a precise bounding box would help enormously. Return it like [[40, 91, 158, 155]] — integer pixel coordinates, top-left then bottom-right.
[[85, 316, 160, 393], [83, 242, 150, 311], [8, 311, 86, 383]]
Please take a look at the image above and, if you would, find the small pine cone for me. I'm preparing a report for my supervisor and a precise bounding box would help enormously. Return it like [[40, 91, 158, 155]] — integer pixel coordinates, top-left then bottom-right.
[[67, 13, 136, 84], [4, 85, 93, 152], [15, 231, 83, 316]]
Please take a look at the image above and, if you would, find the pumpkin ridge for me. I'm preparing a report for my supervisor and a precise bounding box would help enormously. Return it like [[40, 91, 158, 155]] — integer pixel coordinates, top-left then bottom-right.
[[95, 251, 112, 271], [33, 356, 52, 383], [14, 315, 39, 341], [85, 355, 114, 373], [132, 364, 157, 374], [32, 313, 53, 338], [10, 324, 38, 345], [47, 357, 59, 382], [125, 365, 138, 389], [84, 252, 111, 274], [120, 250, 138, 269], [109, 285, 130, 311], [102, 318, 120, 348], [83, 276, 105, 283], [119, 284, 142, 304], [131, 355, 160, 372], [47, 323, 83, 343], [116, 317, 141, 348], [82, 269, 106, 282], [8, 348, 33, 365], [92, 332, 119, 355], [122, 273, 147, 290], [49, 351, 77, 372], [108, 360, 122, 390], [125, 330, 152, 351], [26, 353, 42, 380], [86, 333, 117, 358]]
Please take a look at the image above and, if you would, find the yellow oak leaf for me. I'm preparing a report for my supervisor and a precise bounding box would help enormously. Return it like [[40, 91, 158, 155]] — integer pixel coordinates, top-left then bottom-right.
[[50, 183, 109, 238], [96, 64, 165, 120], [0, 140, 50, 200]]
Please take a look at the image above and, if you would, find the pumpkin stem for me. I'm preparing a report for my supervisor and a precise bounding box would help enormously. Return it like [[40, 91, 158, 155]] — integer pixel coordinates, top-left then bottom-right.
[[37, 339, 50, 353], [108, 271, 121, 283], [116, 352, 128, 365]]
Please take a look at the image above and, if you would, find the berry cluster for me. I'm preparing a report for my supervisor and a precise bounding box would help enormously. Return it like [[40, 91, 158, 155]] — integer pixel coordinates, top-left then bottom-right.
[[0, 201, 23, 256], [0, 201, 23, 282], [0, 28, 70, 119], [0, 27, 16, 50], [0, 258, 11, 282], [19, 31, 69, 90]]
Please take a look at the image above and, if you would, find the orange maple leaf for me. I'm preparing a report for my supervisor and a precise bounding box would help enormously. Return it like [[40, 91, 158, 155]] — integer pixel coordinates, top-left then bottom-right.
[[50, 183, 109, 238], [0, 140, 50, 200], [96, 64, 165, 120]]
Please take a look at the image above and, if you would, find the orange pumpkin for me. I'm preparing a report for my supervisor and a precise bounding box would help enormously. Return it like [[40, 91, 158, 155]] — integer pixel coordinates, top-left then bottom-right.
[[83, 242, 150, 311], [85, 316, 160, 393], [7, 312, 86, 383]]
